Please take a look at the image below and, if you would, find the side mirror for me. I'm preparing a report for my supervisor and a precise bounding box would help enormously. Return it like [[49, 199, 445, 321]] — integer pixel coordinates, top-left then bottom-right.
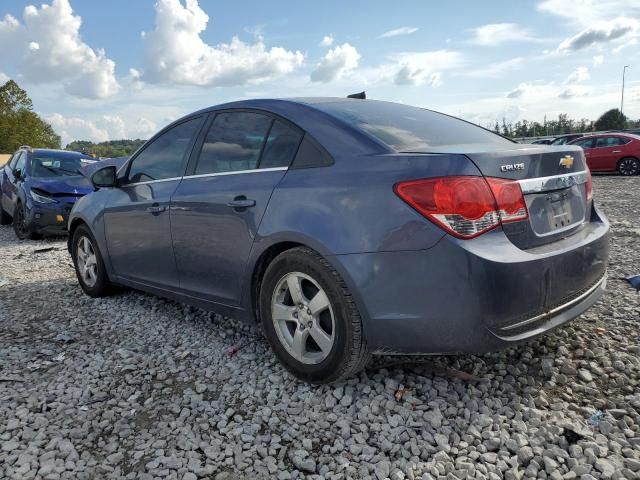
[[91, 166, 118, 189], [13, 168, 22, 180]]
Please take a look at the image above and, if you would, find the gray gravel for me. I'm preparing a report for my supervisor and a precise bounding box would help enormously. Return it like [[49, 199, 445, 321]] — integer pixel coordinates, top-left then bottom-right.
[[1, 175, 640, 480]]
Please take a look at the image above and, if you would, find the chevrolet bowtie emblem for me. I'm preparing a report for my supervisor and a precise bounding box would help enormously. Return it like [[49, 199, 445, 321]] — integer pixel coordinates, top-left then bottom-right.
[[559, 155, 574, 169]]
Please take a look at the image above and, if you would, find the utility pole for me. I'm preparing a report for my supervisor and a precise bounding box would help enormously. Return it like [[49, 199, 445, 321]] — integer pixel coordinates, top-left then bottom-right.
[[621, 65, 630, 119]]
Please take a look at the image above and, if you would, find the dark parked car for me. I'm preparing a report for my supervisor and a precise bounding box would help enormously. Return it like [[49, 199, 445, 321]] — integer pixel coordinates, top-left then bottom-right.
[[569, 133, 640, 175], [68, 98, 609, 383], [530, 138, 553, 145], [550, 134, 585, 145], [0, 147, 94, 239]]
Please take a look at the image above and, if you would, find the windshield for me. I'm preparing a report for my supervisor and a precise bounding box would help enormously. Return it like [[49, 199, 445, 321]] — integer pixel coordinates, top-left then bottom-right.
[[30, 156, 84, 178], [314, 100, 512, 151]]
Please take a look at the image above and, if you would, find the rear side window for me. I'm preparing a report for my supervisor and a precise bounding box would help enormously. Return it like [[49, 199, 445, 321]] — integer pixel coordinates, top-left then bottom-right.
[[195, 112, 272, 175], [128, 117, 202, 183], [596, 136, 625, 148], [291, 135, 334, 169], [314, 101, 512, 151], [259, 120, 302, 169]]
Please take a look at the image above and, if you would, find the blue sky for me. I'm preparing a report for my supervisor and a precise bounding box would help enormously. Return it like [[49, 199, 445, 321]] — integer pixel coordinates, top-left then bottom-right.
[[1, 0, 639, 144]]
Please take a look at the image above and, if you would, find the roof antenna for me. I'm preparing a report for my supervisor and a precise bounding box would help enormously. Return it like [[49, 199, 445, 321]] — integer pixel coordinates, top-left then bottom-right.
[[347, 91, 366, 100]]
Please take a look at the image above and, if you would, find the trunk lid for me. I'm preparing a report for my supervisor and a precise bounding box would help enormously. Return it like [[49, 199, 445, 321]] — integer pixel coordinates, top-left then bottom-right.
[[432, 144, 591, 249]]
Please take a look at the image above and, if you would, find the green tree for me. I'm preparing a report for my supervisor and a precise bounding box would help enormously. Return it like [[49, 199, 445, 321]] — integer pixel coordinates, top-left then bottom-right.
[[594, 108, 627, 131], [0, 79, 61, 152]]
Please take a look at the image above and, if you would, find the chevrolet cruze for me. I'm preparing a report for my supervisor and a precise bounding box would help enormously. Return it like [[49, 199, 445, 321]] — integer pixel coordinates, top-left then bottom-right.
[[68, 98, 610, 383]]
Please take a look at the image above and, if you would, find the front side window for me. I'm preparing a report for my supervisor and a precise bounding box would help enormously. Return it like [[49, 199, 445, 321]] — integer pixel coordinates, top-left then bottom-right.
[[14, 152, 26, 174], [574, 138, 594, 148], [128, 117, 202, 183], [260, 120, 302, 169], [7, 152, 19, 169], [195, 112, 272, 175]]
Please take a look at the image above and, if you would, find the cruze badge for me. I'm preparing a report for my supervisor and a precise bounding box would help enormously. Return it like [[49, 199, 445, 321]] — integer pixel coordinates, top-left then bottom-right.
[[500, 162, 525, 172], [559, 155, 574, 169]]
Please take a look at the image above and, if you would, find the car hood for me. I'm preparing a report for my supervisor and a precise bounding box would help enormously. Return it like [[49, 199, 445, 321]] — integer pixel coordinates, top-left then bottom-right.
[[29, 176, 93, 196]]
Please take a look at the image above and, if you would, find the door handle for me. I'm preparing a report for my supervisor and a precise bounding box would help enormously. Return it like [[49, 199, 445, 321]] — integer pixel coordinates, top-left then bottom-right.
[[227, 196, 256, 209], [612, 150, 621, 153], [146, 204, 166, 214]]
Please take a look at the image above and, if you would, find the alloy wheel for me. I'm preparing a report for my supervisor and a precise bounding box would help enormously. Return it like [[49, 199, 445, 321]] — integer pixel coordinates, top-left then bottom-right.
[[76, 236, 98, 287], [271, 271, 335, 365], [619, 158, 639, 176]]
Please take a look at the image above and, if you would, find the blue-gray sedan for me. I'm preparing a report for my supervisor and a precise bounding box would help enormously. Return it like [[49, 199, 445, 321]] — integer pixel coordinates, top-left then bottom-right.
[[68, 98, 610, 383]]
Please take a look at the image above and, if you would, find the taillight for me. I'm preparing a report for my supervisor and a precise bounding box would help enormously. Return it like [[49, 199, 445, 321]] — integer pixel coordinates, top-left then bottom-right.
[[585, 169, 593, 202], [394, 176, 528, 239]]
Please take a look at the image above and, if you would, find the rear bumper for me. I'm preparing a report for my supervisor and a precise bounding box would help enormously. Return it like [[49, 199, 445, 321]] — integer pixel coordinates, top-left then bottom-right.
[[333, 205, 610, 354]]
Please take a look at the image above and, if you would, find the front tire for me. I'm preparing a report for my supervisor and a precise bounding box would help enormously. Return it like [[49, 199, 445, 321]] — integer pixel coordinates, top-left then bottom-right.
[[12, 202, 40, 240], [71, 225, 113, 297], [259, 247, 370, 384], [617, 157, 639, 176]]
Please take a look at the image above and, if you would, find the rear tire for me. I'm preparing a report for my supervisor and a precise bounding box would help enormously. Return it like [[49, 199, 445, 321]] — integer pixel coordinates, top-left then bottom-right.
[[71, 225, 114, 297], [617, 157, 639, 176], [259, 247, 370, 384], [12, 202, 40, 240], [0, 205, 12, 225]]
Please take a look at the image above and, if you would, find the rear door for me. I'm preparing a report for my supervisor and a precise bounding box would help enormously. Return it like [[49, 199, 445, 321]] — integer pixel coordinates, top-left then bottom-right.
[[170, 111, 302, 305], [589, 136, 624, 171], [103, 117, 203, 288]]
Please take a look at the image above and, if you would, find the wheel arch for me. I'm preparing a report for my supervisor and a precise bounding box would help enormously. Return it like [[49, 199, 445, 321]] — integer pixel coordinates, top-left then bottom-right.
[[245, 237, 373, 344], [617, 156, 640, 172]]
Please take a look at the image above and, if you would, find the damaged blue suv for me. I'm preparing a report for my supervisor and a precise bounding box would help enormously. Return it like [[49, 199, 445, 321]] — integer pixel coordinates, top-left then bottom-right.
[[0, 147, 94, 239]]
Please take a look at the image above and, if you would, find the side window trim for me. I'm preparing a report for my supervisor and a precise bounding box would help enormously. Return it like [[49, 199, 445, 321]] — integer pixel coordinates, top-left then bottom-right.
[[255, 118, 276, 170], [122, 115, 205, 185]]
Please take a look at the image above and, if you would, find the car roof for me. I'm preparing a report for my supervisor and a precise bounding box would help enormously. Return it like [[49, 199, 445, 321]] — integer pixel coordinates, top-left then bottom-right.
[[30, 148, 93, 159]]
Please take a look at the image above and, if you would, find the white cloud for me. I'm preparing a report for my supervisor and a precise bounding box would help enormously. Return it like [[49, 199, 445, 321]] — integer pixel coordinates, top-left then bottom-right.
[[565, 66, 590, 83], [556, 17, 639, 51], [0, 72, 9, 84], [538, 0, 640, 26], [44, 113, 158, 146], [0, 0, 119, 99], [593, 55, 604, 66], [391, 51, 462, 86], [320, 35, 334, 47], [142, 0, 303, 87], [379, 27, 419, 39], [310, 43, 360, 82], [558, 86, 593, 99], [469, 23, 537, 46]]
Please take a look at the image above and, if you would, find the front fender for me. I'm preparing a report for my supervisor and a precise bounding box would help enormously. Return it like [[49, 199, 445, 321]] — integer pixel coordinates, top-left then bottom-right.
[[67, 189, 112, 276]]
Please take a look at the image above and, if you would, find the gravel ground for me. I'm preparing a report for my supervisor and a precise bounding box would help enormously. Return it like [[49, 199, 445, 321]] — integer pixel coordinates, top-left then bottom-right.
[[1, 175, 639, 480]]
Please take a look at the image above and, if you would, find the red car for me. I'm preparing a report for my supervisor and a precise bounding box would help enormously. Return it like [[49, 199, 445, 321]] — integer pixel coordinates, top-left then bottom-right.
[[569, 133, 640, 176]]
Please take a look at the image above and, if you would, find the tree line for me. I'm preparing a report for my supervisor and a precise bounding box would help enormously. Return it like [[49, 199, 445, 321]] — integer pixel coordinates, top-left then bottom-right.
[[491, 109, 640, 139], [66, 139, 146, 158]]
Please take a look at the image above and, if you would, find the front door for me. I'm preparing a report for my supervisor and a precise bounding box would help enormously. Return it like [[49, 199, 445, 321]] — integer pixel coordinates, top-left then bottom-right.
[[103, 117, 203, 287], [1, 152, 24, 214], [171, 112, 303, 305]]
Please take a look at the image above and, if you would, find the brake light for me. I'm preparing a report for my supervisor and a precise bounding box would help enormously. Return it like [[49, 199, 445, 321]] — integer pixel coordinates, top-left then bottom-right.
[[394, 176, 528, 239], [585, 169, 593, 202]]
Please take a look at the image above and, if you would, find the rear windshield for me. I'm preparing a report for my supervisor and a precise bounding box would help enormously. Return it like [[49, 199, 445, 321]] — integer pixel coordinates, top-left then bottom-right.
[[314, 101, 512, 152]]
